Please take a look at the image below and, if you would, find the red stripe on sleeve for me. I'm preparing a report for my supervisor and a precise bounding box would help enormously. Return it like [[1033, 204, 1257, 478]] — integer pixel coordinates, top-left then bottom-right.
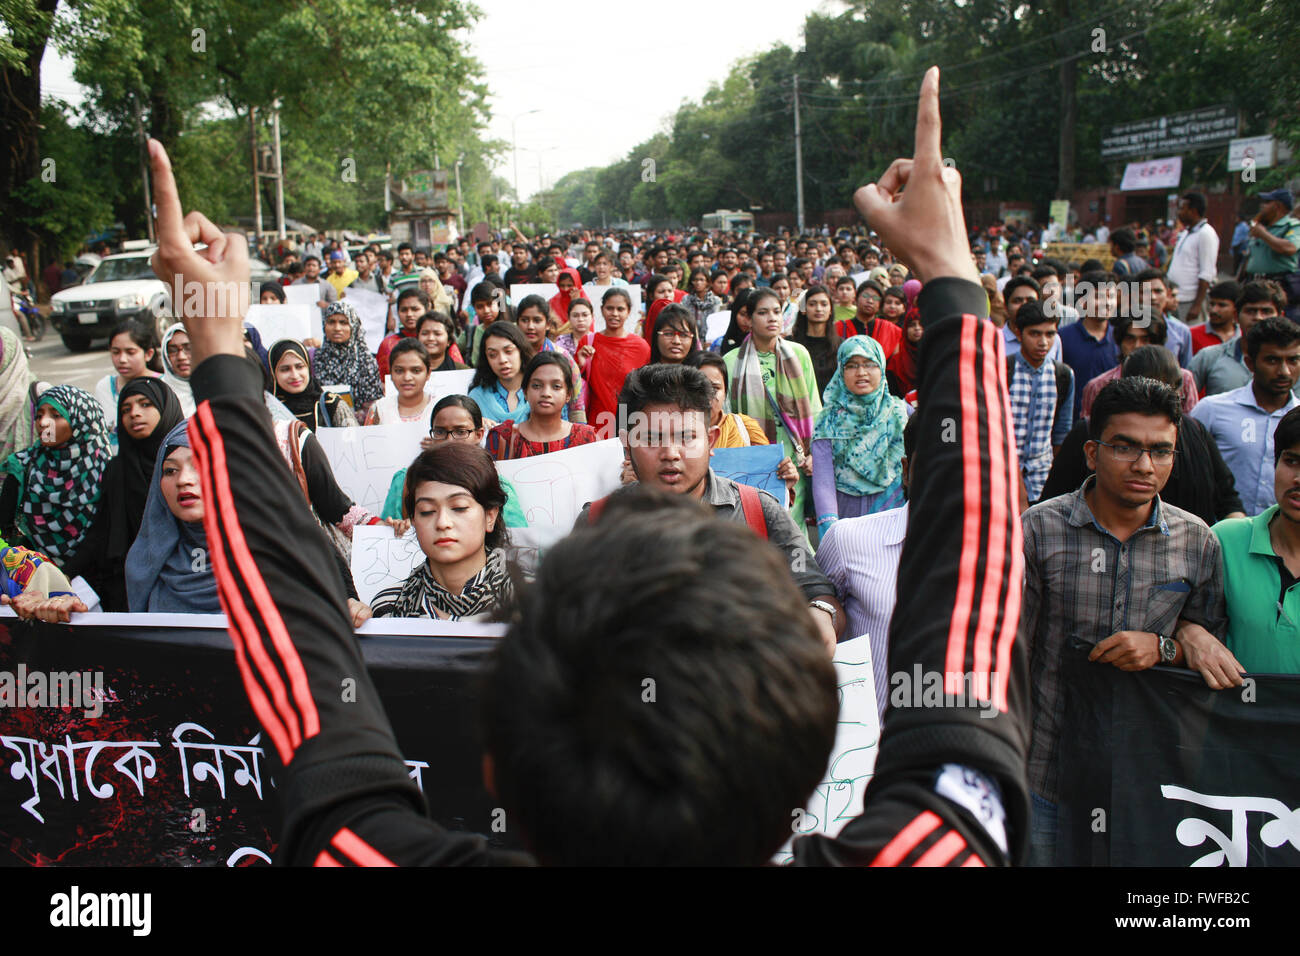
[[869, 810, 943, 867], [196, 404, 321, 739], [331, 828, 398, 867], [189, 416, 297, 763], [913, 829, 968, 867]]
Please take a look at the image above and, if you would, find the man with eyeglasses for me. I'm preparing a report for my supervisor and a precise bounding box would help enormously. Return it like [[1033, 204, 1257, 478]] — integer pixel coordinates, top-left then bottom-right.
[[1190, 316, 1300, 516], [1018, 375, 1237, 865]]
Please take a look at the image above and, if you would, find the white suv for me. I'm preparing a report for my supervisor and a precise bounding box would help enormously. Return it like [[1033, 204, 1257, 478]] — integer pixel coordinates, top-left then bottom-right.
[[49, 251, 169, 351]]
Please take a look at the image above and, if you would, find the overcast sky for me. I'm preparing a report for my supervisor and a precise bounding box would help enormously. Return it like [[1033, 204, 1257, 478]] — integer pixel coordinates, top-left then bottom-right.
[[41, 0, 835, 200]]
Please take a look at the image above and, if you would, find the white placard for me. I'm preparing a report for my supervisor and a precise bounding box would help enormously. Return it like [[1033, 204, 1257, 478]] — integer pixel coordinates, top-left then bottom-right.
[[344, 287, 390, 351], [510, 283, 558, 306], [284, 283, 320, 309], [774, 635, 880, 863], [244, 303, 312, 349], [706, 310, 731, 344], [494, 438, 624, 548], [314, 421, 427, 517]]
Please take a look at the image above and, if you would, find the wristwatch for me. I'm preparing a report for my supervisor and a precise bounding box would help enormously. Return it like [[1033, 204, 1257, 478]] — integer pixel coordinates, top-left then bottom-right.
[[1157, 633, 1178, 663], [809, 599, 838, 630]]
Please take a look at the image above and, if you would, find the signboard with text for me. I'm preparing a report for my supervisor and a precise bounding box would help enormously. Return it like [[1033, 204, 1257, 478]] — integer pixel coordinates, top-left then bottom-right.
[[1102, 106, 1237, 159]]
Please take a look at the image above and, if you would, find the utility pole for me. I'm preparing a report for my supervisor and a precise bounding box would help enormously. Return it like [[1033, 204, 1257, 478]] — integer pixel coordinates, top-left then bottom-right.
[[134, 94, 155, 242], [793, 73, 805, 234], [271, 102, 286, 240], [250, 106, 263, 239], [454, 154, 465, 233]]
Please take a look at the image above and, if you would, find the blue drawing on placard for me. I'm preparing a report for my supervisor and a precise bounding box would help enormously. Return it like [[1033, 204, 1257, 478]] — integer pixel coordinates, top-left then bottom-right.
[[712, 445, 785, 500]]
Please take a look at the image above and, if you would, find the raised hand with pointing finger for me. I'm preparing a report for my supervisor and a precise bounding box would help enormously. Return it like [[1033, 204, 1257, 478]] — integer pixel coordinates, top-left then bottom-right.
[[147, 139, 250, 366]]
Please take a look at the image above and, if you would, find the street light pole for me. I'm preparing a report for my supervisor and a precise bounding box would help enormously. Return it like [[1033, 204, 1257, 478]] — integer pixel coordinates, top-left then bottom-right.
[[511, 109, 541, 205]]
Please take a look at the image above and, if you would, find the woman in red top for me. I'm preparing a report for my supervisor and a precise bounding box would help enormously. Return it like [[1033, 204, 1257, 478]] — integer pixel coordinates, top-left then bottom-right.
[[576, 287, 650, 439], [486, 353, 599, 460]]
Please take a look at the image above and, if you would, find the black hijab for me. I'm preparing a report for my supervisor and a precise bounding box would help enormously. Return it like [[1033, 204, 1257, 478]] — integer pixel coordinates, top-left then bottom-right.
[[103, 377, 186, 558], [269, 339, 324, 429]]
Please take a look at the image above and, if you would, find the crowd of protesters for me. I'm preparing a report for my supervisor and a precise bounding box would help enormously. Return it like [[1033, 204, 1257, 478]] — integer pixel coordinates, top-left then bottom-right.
[[3, 91, 1300, 867]]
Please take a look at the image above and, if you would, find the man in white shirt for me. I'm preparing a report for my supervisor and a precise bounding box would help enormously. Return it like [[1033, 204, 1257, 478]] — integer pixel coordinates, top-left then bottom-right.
[[814, 416, 916, 723], [1166, 192, 1221, 323]]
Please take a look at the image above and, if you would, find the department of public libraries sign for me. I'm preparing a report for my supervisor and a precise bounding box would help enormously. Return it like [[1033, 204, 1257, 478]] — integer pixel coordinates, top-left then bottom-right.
[[1101, 106, 1238, 160]]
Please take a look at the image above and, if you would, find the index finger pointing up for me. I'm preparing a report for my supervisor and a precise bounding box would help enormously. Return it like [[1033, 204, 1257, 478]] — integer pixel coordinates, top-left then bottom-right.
[[913, 66, 943, 171], [148, 139, 188, 252]]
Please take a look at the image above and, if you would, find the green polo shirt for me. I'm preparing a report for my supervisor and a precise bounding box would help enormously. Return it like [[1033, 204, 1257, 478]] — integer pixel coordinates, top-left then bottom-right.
[[1212, 506, 1300, 673], [1244, 215, 1300, 275]]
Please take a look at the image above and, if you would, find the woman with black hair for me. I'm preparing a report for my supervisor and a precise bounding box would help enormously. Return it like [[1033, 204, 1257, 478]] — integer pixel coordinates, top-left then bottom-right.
[[362, 441, 515, 622], [648, 303, 702, 365], [486, 352, 599, 461], [712, 287, 754, 355], [468, 320, 536, 427], [788, 283, 841, 396]]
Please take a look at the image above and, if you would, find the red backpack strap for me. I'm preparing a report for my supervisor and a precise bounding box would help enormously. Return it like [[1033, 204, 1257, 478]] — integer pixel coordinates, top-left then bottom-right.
[[587, 495, 609, 524], [736, 484, 768, 540]]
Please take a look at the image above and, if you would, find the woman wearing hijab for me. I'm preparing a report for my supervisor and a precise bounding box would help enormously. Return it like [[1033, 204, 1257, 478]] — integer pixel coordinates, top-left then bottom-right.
[[259, 281, 287, 305], [313, 300, 383, 421], [270, 339, 357, 430], [1, 385, 112, 563], [0, 327, 37, 464], [361, 442, 514, 623], [63, 378, 185, 610], [811, 336, 909, 532], [160, 323, 197, 415], [124, 420, 221, 612], [723, 287, 820, 526], [548, 267, 587, 330], [417, 268, 455, 315]]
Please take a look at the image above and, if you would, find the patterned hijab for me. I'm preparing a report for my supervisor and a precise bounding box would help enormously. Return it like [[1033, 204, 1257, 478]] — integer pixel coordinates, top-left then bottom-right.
[[124, 420, 220, 613], [371, 547, 513, 621], [814, 335, 908, 495], [314, 301, 382, 406], [1, 384, 112, 560], [0, 327, 37, 463]]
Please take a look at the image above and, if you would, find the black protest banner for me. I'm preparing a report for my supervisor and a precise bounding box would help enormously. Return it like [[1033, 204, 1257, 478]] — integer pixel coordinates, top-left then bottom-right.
[[0, 615, 519, 866], [1056, 648, 1300, 867]]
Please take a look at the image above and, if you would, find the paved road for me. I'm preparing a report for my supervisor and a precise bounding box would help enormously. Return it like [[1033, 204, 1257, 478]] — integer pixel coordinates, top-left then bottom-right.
[[22, 329, 110, 394]]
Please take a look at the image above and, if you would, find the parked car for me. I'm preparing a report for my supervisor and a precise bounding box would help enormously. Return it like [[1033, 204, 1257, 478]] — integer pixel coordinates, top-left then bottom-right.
[[49, 251, 170, 351]]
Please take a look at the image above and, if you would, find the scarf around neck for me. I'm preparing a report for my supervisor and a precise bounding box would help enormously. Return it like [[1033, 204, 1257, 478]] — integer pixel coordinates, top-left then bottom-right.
[[371, 546, 512, 620], [728, 332, 816, 448]]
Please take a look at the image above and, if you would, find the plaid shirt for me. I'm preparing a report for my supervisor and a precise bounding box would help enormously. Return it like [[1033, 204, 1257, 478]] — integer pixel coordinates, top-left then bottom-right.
[[1019, 478, 1226, 802], [1008, 354, 1070, 501]]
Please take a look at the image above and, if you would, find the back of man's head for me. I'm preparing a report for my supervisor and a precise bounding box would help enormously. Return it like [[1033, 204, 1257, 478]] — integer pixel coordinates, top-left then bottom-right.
[[481, 489, 839, 865]]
